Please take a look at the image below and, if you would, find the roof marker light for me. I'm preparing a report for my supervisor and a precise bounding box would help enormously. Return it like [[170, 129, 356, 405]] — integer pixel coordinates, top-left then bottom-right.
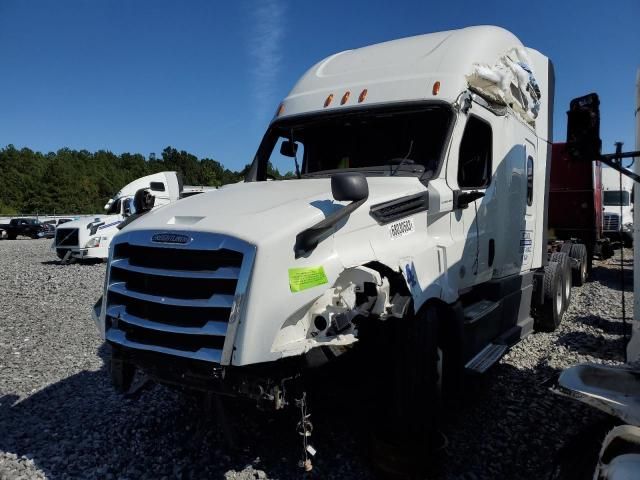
[[358, 89, 368, 103], [341, 91, 350, 105], [324, 94, 334, 108], [275, 102, 285, 117], [432, 81, 441, 96]]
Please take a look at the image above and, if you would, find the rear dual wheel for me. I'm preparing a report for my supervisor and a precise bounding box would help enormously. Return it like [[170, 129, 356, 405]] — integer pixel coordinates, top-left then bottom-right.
[[569, 244, 588, 286], [550, 252, 572, 309]]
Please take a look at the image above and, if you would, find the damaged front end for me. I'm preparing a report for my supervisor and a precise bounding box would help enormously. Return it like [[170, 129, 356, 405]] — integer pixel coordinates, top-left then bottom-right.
[[271, 265, 411, 361]]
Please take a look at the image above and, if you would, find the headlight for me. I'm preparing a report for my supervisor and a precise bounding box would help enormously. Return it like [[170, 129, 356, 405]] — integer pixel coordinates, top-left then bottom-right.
[[624, 223, 633, 232], [85, 237, 101, 248]]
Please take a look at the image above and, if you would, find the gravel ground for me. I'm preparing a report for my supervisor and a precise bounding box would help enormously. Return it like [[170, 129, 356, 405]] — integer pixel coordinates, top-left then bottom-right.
[[0, 239, 633, 479]]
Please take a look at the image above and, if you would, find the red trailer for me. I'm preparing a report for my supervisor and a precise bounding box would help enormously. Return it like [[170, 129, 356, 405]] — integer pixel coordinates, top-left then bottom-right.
[[548, 142, 613, 283]]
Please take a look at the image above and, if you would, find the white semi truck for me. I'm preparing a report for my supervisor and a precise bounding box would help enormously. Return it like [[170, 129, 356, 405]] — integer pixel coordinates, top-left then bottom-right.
[[53, 171, 213, 261], [93, 26, 573, 460], [602, 166, 634, 246]]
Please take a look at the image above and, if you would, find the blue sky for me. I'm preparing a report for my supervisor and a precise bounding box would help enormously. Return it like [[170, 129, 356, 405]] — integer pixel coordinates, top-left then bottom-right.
[[0, 0, 638, 171]]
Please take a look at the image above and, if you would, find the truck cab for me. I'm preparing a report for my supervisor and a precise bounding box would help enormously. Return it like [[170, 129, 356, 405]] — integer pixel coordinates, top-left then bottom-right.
[[94, 26, 563, 459], [602, 167, 633, 245], [53, 171, 190, 260]]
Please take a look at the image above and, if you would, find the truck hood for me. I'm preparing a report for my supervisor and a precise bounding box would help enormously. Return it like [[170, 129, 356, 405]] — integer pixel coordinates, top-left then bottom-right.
[[121, 177, 425, 246], [58, 215, 123, 233]]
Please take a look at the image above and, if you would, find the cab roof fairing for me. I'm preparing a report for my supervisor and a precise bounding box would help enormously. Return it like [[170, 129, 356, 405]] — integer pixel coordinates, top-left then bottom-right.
[[275, 25, 552, 142], [277, 26, 523, 113]]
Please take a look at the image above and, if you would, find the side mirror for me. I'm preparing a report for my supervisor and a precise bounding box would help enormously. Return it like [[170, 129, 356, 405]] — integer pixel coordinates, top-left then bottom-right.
[[280, 140, 298, 158], [133, 188, 155, 213], [566, 93, 601, 161], [453, 190, 485, 209], [331, 172, 369, 202]]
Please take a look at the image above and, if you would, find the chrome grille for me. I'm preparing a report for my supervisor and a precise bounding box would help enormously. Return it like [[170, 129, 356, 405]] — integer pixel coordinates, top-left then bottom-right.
[[103, 230, 255, 365], [55, 228, 79, 247], [603, 213, 620, 231]]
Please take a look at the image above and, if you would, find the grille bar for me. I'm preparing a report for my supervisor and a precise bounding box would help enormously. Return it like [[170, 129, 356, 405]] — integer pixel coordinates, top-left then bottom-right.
[[106, 328, 223, 363], [603, 213, 620, 231], [110, 258, 240, 280], [55, 228, 79, 247], [108, 282, 235, 308], [107, 305, 229, 336]]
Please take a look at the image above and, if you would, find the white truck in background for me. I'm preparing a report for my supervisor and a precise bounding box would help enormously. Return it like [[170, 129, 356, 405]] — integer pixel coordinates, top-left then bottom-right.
[[602, 166, 634, 246], [93, 26, 576, 470], [54, 171, 214, 261]]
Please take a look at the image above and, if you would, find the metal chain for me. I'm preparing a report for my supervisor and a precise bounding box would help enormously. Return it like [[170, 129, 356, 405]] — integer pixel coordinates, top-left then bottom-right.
[[295, 392, 314, 472]]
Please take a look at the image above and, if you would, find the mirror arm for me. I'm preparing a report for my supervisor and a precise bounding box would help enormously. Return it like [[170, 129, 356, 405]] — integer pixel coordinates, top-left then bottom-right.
[[453, 189, 485, 210], [294, 198, 366, 258]]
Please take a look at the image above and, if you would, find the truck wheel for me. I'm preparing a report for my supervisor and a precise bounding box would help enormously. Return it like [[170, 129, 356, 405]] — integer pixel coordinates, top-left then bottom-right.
[[550, 252, 571, 310], [569, 244, 588, 286], [8, 234, 16, 240], [372, 304, 442, 476], [536, 261, 564, 331]]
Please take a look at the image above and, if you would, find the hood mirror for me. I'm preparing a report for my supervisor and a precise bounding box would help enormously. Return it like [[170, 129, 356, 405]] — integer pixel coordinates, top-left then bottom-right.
[[331, 172, 369, 202], [295, 173, 369, 258], [133, 188, 155, 214], [280, 140, 298, 157]]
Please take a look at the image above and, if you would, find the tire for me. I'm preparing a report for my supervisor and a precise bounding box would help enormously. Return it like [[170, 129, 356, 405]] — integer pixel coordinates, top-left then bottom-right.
[[550, 252, 572, 311], [560, 243, 572, 255], [536, 261, 564, 331], [372, 304, 443, 476], [8, 234, 16, 240], [569, 244, 588, 286]]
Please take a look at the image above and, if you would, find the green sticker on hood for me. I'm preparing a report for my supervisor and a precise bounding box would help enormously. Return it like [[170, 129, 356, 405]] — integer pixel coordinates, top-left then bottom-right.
[[288, 266, 329, 292]]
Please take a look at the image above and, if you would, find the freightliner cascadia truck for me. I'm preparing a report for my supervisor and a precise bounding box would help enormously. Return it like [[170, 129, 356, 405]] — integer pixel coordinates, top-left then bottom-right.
[[92, 26, 582, 461]]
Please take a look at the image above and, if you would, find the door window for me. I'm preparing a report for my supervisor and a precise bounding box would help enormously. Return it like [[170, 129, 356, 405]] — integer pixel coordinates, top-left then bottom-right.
[[458, 116, 492, 189]]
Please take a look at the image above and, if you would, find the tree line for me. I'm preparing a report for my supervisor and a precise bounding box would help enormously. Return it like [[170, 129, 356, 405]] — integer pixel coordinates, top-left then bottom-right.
[[0, 145, 290, 215]]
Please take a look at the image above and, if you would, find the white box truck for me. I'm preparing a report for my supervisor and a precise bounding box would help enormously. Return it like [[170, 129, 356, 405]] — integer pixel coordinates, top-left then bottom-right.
[[53, 171, 214, 261], [93, 26, 573, 461]]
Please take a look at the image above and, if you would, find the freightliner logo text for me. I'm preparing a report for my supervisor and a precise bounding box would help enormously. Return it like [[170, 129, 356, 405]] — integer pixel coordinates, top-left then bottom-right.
[[151, 233, 191, 244]]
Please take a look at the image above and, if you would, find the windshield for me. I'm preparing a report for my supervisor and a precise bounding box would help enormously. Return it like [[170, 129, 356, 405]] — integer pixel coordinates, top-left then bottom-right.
[[251, 104, 453, 180], [603, 190, 630, 206], [106, 198, 122, 215]]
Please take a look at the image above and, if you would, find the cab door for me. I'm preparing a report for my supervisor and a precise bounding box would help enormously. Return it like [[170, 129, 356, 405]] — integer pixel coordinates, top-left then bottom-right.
[[449, 113, 495, 289]]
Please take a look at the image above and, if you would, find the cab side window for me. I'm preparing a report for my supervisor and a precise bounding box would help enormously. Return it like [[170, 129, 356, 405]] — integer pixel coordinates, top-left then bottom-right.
[[458, 116, 492, 189]]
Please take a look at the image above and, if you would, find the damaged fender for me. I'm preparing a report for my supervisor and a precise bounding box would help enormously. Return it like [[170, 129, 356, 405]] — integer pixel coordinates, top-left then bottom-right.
[[271, 265, 411, 358]]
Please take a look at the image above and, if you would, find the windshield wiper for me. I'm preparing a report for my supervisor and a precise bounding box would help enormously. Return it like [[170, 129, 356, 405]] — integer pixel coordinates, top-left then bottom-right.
[[388, 157, 416, 176]]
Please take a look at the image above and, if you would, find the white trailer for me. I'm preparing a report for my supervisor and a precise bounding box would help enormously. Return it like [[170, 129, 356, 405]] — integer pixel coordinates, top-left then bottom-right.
[[93, 26, 570, 466], [53, 171, 214, 260]]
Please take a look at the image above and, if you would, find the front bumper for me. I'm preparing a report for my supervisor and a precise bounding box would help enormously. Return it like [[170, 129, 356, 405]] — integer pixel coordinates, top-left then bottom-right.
[[56, 246, 107, 260], [110, 341, 302, 409]]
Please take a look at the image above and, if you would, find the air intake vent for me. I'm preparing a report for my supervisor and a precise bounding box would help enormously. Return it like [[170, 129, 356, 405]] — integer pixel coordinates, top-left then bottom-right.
[[370, 192, 429, 224]]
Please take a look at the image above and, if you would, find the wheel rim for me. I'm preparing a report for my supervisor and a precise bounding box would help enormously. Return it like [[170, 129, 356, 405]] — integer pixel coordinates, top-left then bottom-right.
[[581, 258, 587, 281], [556, 279, 563, 314], [564, 267, 571, 299]]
